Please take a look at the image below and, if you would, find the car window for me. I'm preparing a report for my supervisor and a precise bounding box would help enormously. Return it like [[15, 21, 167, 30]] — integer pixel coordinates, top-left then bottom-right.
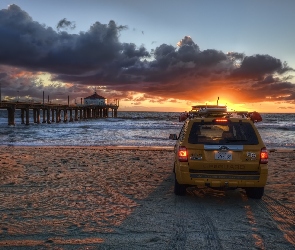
[[188, 121, 259, 145]]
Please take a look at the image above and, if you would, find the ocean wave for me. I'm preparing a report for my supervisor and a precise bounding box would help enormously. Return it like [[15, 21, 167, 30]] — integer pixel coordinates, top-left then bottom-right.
[[256, 123, 295, 131], [0, 111, 295, 149]]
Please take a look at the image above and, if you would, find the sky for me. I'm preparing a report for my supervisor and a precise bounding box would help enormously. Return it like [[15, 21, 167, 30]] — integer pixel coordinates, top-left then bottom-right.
[[0, 0, 295, 112]]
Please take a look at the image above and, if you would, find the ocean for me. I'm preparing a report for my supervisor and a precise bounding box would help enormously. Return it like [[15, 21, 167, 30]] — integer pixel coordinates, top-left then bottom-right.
[[0, 110, 295, 150]]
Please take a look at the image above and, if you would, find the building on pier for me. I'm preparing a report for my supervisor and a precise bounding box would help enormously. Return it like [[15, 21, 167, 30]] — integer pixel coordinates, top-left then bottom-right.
[[84, 92, 106, 105]]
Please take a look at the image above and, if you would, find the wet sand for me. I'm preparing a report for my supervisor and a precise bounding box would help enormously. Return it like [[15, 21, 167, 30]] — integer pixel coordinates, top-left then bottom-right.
[[0, 146, 294, 249]]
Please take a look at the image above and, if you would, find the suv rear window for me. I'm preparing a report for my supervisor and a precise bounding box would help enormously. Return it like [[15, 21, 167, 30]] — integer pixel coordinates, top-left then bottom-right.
[[188, 121, 259, 145]]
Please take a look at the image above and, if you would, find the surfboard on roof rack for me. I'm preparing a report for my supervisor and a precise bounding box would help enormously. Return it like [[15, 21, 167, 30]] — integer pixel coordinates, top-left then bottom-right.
[[189, 105, 227, 118]]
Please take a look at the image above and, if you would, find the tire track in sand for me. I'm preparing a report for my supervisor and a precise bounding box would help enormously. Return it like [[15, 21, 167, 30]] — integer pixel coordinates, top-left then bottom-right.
[[168, 191, 223, 250], [199, 206, 223, 250], [256, 194, 295, 245]]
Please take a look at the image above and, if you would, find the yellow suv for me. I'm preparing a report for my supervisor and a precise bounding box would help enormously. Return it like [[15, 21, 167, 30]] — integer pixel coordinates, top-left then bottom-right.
[[170, 106, 268, 199]]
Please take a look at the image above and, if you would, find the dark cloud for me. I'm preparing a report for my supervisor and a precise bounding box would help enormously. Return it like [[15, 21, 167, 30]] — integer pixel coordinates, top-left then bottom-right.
[[56, 18, 76, 31], [177, 36, 200, 52], [230, 54, 283, 80], [0, 4, 294, 105], [0, 5, 136, 75], [0, 72, 7, 79], [257, 75, 276, 84], [195, 49, 227, 66]]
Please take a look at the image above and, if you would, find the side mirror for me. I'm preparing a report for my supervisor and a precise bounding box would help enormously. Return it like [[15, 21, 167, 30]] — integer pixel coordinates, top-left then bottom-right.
[[169, 134, 178, 140]]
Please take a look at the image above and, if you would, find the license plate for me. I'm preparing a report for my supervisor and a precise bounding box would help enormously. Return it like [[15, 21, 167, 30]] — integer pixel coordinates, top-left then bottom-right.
[[215, 151, 232, 160]]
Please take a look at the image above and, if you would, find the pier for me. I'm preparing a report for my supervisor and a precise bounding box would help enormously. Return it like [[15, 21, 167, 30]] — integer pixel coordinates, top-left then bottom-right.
[[0, 101, 119, 126]]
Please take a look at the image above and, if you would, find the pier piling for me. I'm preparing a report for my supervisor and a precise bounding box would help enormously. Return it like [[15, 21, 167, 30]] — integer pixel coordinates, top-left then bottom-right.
[[1, 101, 119, 126]]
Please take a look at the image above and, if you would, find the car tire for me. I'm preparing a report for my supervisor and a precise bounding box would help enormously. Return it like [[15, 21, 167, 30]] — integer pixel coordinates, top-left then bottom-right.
[[174, 174, 186, 196], [245, 187, 264, 199]]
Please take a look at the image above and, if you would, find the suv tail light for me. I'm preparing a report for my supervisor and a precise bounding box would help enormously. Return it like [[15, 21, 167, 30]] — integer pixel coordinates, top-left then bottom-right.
[[178, 146, 188, 162], [260, 147, 268, 164]]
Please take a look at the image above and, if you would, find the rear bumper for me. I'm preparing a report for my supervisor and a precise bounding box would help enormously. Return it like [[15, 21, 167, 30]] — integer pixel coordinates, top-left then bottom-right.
[[176, 169, 268, 188]]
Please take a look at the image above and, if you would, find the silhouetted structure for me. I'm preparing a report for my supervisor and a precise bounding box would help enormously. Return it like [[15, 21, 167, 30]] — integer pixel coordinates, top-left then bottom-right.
[[0, 100, 119, 126]]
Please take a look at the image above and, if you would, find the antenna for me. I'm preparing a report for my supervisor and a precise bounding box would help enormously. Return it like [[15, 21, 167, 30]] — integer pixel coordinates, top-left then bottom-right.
[[91, 86, 97, 93]]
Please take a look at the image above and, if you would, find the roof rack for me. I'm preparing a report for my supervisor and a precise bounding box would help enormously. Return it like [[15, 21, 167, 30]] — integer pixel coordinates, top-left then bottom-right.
[[189, 105, 227, 117], [179, 105, 262, 123]]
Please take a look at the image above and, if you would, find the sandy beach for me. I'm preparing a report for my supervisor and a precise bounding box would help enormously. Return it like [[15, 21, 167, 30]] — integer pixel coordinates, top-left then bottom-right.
[[0, 146, 295, 249]]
